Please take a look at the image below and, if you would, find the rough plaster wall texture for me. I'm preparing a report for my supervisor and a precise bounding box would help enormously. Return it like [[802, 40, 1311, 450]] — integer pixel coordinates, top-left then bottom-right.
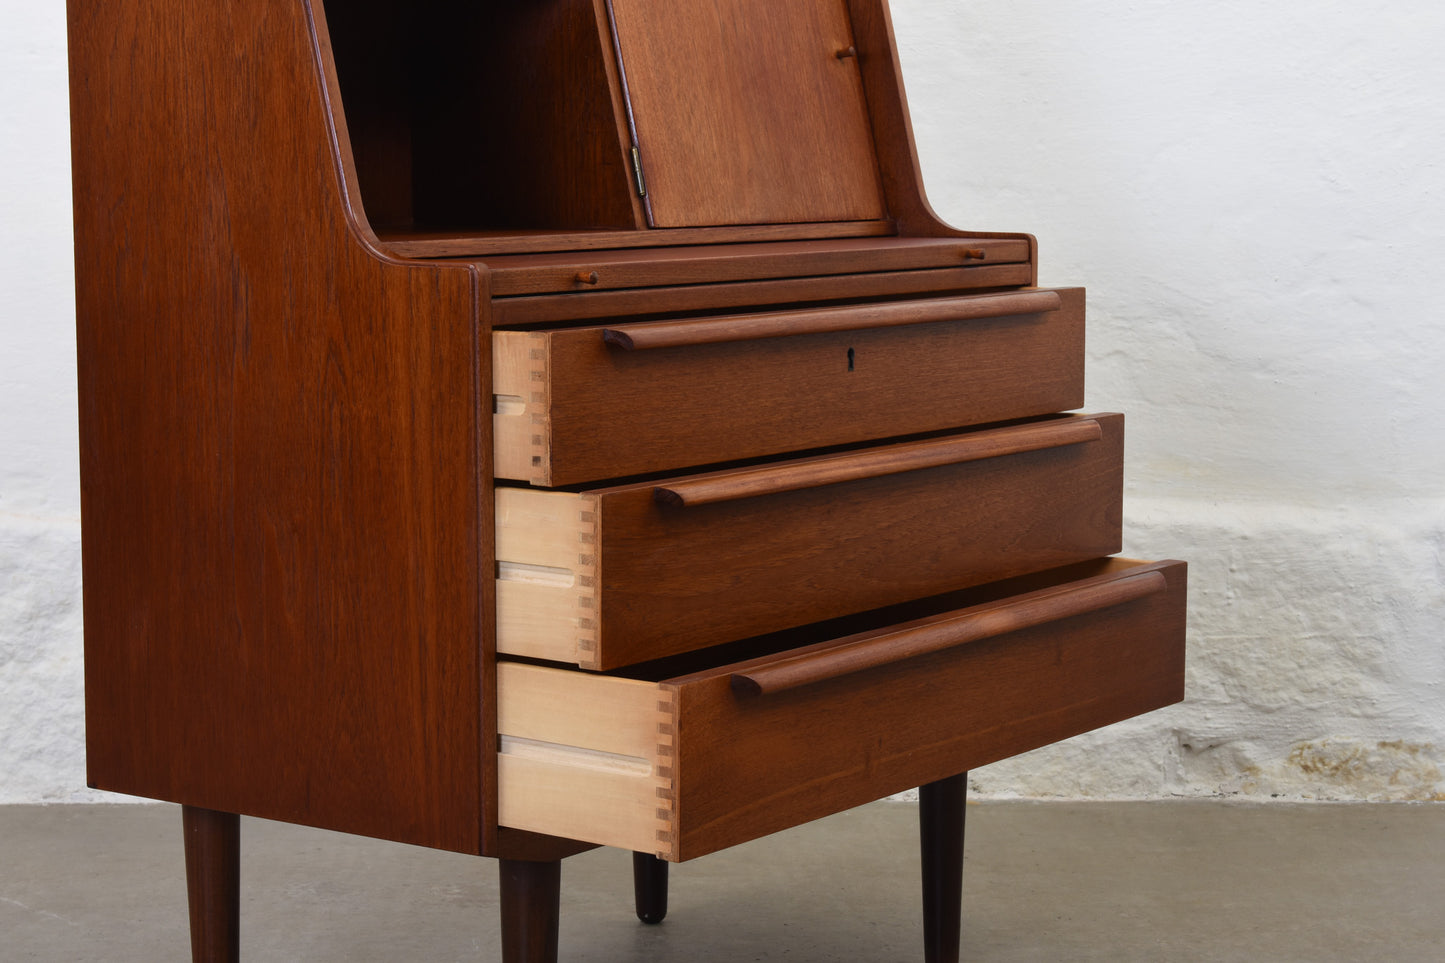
[[1, 2, 94, 803], [3, 1, 1443, 803], [893, 0, 1444, 800]]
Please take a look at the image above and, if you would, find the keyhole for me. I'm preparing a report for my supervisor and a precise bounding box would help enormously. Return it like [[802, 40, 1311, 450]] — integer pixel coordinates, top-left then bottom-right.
[[847, 347, 855, 372]]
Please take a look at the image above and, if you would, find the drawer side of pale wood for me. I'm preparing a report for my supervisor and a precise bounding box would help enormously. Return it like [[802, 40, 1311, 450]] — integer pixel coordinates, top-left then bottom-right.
[[494, 487, 599, 666], [497, 662, 677, 858], [493, 331, 551, 485]]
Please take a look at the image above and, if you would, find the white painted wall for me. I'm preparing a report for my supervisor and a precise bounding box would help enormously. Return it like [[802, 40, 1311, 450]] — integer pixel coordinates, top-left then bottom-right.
[[890, 0, 1445, 800], [2, 1, 88, 803], [2, 0, 1441, 803]]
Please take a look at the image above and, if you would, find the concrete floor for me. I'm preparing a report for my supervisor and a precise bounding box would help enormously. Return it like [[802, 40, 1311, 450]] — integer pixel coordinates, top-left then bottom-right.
[[2, 801, 1442, 961]]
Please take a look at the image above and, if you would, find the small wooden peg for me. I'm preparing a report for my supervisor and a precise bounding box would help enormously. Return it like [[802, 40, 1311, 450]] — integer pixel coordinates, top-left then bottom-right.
[[836, 45, 858, 59], [575, 271, 600, 285]]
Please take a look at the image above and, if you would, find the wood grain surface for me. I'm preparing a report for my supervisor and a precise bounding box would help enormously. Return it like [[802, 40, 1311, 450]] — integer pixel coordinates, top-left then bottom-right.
[[664, 559, 1187, 859], [325, 0, 641, 234], [182, 807, 240, 962], [380, 219, 895, 258], [600, 289, 1061, 350], [481, 236, 1028, 296], [587, 414, 1123, 667], [494, 414, 1123, 669], [729, 569, 1165, 695], [608, 0, 886, 226], [654, 417, 1103, 507], [72, 0, 490, 854], [489, 262, 1036, 326], [494, 290, 1083, 487]]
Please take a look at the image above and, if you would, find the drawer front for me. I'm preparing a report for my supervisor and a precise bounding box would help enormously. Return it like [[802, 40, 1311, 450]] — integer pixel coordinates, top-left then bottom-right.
[[497, 558, 1187, 861], [496, 413, 1123, 669], [494, 288, 1083, 486]]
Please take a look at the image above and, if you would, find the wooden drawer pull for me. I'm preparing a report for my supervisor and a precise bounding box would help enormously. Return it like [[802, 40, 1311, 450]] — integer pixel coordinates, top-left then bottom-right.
[[602, 290, 1062, 351], [732, 570, 1167, 697], [654, 417, 1102, 508]]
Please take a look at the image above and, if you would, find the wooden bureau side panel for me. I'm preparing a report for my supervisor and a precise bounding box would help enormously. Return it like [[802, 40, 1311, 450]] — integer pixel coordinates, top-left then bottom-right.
[[591, 415, 1124, 668], [668, 560, 1188, 860], [71, 0, 488, 854], [519, 289, 1083, 485]]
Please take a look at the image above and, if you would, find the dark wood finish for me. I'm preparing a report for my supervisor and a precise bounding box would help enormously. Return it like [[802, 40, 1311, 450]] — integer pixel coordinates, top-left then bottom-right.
[[656, 559, 1186, 860], [608, 0, 886, 226], [182, 807, 240, 963], [601, 290, 1061, 349], [730, 569, 1165, 696], [574, 414, 1122, 668], [324, 0, 639, 234], [490, 263, 1036, 325], [920, 775, 966, 963], [632, 852, 670, 924], [380, 219, 895, 258], [499, 859, 562, 963], [655, 418, 1103, 508], [499, 289, 1083, 485], [416, 0, 638, 231], [71, 0, 490, 854], [482, 236, 1029, 296]]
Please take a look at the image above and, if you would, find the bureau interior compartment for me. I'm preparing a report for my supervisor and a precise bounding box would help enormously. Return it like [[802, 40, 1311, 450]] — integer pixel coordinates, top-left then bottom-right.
[[319, 0, 897, 249], [495, 413, 1124, 669], [322, 0, 641, 236], [496, 557, 1189, 861], [494, 288, 1083, 485]]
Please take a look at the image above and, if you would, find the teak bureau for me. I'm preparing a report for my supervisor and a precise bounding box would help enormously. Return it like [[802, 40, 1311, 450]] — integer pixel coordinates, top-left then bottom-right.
[[68, 1, 1188, 960]]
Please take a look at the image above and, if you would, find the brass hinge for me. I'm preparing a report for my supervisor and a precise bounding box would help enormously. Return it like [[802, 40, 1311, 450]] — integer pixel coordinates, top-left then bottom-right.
[[630, 146, 648, 198]]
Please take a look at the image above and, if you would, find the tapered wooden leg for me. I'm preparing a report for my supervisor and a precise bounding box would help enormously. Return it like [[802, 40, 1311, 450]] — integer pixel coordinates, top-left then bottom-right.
[[500, 859, 561, 963], [182, 806, 240, 963], [920, 773, 967, 963], [631, 852, 669, 924]]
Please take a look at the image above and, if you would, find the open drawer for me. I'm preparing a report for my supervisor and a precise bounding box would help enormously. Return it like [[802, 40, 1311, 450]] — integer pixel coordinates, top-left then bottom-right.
[[497, 557, 1188, 861], [494, 288, 1082, 486], [497, 413, 1123, 669]]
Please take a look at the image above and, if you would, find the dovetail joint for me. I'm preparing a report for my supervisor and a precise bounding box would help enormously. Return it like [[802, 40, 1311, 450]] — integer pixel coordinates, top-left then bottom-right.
[[573, 498, 600, 664]]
